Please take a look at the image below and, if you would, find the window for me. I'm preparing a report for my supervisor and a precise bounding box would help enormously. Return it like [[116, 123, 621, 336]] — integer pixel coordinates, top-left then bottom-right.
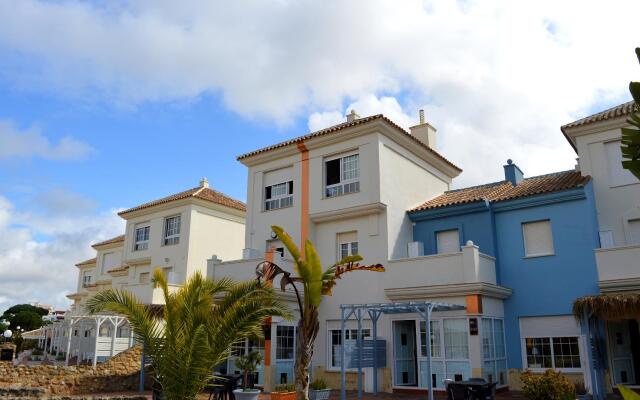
[[139, 272, 150, 284], [134, 225, 150, 251], [436, 229, 460, 254], [325, 154, 360, 198], [420, 320, 441, 357], [482, 318, 507, 385], [599, 230, 614, 248], [629, 219, 640, 244], [605, 140, 638, 187], [522, 220, 554, 257], [163, 215, 181, 245], [329, 329, 371, 368], [525, 337, 581, 370], [101, 251, 120, 273], [265, 181, 293, 211], [444, 319, 469, 359], [276, 326, 295, 360], [337, 231, 358, 260], [82, 273, 92, 287]]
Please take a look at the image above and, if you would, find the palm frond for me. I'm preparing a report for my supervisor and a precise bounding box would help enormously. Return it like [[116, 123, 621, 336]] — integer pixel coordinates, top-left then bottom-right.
[[573, 294, 640, 320]]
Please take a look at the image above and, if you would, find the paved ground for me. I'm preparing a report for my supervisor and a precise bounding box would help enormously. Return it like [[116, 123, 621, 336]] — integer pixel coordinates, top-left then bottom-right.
[[86, 389, 526, 399]]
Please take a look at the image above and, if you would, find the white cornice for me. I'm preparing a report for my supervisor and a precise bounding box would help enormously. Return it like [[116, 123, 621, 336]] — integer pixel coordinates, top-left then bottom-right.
[[599, 277, 640, 294], [309, 202, 387, 223], [385, 282, 513, 301]]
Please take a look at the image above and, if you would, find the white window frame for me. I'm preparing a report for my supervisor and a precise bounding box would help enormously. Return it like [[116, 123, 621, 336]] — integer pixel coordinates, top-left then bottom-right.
[[163, 215, 181, 246], [134, 225, 150, 251], [82, 273, 92, 287], [325, 152, 360, 198], [522, 219, 555, 258], [276, 325, 296, 361], [521, 335, 583, 373], [264, 181, 294, 211], [139, 272, 150, 284], [481, 318, 508, 386], [436, 229, 460, 254], [339, 241, 359, 260], [327, 328, 371, 371]]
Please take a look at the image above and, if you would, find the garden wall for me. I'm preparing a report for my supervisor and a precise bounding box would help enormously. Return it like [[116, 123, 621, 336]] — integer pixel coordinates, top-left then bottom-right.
[[0, 346, 152, 395]]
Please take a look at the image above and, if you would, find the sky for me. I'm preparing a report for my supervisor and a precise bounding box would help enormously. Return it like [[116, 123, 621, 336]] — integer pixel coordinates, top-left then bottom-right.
[[0, 0, 638, 312]]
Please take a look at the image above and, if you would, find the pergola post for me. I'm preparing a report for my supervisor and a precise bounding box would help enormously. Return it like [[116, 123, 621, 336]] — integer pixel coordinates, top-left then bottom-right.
[[340, 307, 347, 400], [65, 321, 73, 366], [93, 317, 103, 368], [110, 318, 121, 358], [367, 309, 381, 395], [356, 308, 363, 400]]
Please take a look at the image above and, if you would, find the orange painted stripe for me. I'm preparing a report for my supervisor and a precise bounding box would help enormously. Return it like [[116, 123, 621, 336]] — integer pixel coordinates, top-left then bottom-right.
[[465, 294, 483, 314], [296, 142, 310, 256]]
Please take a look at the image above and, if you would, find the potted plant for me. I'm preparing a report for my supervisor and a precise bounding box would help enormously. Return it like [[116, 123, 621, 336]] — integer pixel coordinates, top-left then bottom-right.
[[309, 378, 330, 400], [575, 381, 590, 400], [232, 350, 263, 400], [271, 384, 296, 400]]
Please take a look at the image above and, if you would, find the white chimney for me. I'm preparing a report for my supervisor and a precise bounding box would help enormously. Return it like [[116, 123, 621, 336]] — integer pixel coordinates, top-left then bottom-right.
[[200, 177, 209, 188], [409, 109, 437, 148], [346, 109, 360, 123]]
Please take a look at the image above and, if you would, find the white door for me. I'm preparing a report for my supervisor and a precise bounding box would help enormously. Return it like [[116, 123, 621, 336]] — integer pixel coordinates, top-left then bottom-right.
[[608, 321, 636, 385]]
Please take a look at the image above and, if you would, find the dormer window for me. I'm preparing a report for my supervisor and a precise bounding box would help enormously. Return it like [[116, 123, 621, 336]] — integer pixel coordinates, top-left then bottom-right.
[[325, 153, 359, 198], [163, 215, 181, 246], [134, 225, 150, 251], [265, 181, 293, 211]]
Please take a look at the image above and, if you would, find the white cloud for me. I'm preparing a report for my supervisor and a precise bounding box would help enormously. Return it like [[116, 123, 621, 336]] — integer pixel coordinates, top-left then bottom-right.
[[0, 192, 124, 313], [0, 0, 638, 184], [0, 120, 93, 161]]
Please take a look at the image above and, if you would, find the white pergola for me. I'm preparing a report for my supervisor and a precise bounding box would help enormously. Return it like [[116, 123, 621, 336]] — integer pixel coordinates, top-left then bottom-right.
[[339, 301, 466, 400], [40, 315, 131, 367]]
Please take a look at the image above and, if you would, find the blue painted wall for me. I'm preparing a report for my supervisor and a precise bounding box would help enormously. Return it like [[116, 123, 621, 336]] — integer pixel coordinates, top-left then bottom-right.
[[495, 182, 600, 368], [409, 181, 601, 370]]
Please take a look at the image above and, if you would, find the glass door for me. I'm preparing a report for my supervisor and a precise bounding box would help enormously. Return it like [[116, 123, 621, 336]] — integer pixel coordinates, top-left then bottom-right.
[[608, 320, 638, 385], [394, 320, 418, 386]]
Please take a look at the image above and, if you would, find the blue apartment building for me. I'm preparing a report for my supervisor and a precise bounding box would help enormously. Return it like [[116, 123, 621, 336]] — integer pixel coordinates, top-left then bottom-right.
[[408, 160, 601, 385]]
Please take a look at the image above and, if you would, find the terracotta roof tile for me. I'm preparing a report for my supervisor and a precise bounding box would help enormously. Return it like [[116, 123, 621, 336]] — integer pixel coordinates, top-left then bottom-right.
[[411, 170, 590, 212], [562, 100, 637, 130], [75, 257, 97, 267], [118, 186, 246, 216], [92, 234, 125, 248], [237, 114, 461, 172]]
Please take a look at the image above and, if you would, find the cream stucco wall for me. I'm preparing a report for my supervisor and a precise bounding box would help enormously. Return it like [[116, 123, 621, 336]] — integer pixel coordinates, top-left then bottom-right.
[[571, 123, 640, 247]]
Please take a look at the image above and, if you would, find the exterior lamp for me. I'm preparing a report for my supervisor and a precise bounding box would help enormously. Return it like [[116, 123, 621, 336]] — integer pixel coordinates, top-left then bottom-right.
[[3, 330, 12, 341]]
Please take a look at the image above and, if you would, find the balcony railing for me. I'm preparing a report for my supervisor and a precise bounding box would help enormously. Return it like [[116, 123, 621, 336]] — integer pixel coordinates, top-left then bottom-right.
[[384, 241, 510, 301], [595, 243, 640, 293]]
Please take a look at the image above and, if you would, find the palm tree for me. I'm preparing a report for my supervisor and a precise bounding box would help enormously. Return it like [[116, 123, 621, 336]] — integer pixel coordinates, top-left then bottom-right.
[[264, 226, 385, 400], [86, 268, 291, 400]]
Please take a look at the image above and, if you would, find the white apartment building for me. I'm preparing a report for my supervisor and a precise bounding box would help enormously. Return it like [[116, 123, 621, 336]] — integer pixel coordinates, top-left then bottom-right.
[[210, 111, 513, 393], [44, 179, 246, 366], [561, 101, 640, 390]]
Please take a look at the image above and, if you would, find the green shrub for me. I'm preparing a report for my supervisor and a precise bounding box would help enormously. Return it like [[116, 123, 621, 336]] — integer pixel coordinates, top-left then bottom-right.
[[309, 378, 328, 391], [31, 348, 43, 356], [56, 354, 66, 361], [21, 339, 38, 351], [273, 384, 295, 393], [521, 369, 575, 400]]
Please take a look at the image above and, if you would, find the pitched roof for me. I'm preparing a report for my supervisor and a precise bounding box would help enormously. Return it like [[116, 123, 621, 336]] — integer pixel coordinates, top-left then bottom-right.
[[92, 234, 125, 248], [75, 257, 97, 267], [118, 186, 246, 217], [237, 114, 461, 172], [562, 100, 637, 130], [411, 170, 590, 212]]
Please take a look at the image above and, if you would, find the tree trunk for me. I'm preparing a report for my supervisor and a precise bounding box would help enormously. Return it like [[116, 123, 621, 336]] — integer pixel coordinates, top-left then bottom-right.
[[295, 307, 319, 400]]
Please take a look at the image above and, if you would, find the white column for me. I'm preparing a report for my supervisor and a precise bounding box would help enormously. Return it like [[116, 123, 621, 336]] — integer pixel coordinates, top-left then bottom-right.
[[76, 321, 82, 366], [110, 318, 120, 358], [93, 318, 102, 368], [65, 323, 73, 366]]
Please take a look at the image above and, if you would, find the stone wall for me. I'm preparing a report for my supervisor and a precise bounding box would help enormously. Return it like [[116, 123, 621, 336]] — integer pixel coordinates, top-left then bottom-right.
[[0, 346, 152, 395], [312, 366, 393, 393]]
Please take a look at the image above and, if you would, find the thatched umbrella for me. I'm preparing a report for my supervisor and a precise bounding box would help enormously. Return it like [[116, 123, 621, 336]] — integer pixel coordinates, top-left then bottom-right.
[[573, 293, 640, 320]]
